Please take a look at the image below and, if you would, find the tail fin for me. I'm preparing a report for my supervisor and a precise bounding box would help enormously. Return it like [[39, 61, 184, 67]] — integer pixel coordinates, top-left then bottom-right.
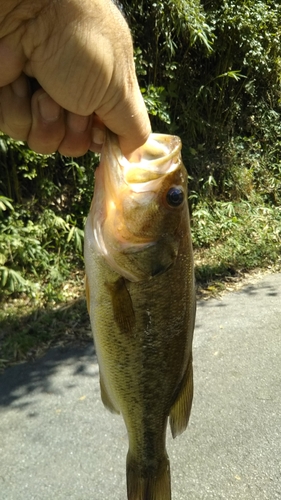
[[126, 452, 171, 500]]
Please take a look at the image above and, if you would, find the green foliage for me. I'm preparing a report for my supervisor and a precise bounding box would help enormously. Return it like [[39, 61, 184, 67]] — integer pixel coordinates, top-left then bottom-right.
[[125, 0, 214, 136], [0, 196, 13, 212], [126, 0, 281, 158], [192, 198, 281, 283], [192, 199, 281, 251], [0, 266, 31, 292], [141, 85, 171, 124], [0, 202, 80, 297], [0, 136, 98, 299]]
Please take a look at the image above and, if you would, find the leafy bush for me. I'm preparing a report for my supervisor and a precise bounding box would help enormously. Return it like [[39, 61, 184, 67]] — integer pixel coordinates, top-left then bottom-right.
[[192, 198, 281, 283], [115, 1, 281, 231], [0, 136, 98, 299]]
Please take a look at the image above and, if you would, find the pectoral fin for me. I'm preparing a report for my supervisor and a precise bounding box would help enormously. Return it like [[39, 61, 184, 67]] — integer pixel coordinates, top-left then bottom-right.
[[106, 277, 135, 335], [169, 355, 193, 438]]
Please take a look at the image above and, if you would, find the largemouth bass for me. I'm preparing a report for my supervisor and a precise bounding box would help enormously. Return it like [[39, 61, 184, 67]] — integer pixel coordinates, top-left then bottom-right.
[[84, 132, 196, 500]]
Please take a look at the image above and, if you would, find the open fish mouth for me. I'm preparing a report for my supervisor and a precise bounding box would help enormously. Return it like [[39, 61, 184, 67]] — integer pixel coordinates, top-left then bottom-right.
[[110, 132, 183, 189]]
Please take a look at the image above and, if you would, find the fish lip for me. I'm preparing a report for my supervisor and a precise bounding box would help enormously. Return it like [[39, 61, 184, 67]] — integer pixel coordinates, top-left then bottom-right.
[[107, 131, 182, 188]]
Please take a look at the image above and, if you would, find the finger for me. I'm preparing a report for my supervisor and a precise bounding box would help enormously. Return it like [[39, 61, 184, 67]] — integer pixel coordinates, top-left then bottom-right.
[[58, 112, 92, 157], [0, 36, 26, 87], [0, 74, 32, 140], [89, 114, 105, 154], [96, 79, 151, 157], [27, 89, 65, 154]]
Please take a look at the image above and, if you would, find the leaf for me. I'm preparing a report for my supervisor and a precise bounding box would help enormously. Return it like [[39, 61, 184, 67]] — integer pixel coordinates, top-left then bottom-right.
[[0, 196, 14, 212], [216, 71, 247, 82], [1, 266, 9, 287], [67, 226, 75, 243]]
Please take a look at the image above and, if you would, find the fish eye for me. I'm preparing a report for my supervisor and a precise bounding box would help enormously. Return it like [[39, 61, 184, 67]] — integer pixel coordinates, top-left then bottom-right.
[[166, 187, 184, 207]]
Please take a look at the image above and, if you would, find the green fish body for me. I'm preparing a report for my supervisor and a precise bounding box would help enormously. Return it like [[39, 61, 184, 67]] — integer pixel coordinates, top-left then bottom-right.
[[84, 132, 196, 500]]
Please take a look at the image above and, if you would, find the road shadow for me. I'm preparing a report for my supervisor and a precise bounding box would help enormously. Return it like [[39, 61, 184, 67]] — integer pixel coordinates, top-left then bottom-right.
[[196, 273, 280, 309], [240, 280, 280, 297], [0, 342, 97, 410]]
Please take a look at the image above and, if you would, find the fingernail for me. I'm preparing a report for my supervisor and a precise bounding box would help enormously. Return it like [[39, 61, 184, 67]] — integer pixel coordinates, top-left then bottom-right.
[[67, 114, 89, 133], [38, 93, 61, 122], [92, 127, 105, 145]]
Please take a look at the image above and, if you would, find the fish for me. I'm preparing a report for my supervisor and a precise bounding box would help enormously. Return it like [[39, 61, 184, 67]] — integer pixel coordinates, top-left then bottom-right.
[[84, 131, 196, 500]]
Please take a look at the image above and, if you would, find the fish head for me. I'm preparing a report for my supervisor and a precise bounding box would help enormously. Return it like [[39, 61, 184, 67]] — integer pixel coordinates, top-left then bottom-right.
[[86, 132, 189, 281]]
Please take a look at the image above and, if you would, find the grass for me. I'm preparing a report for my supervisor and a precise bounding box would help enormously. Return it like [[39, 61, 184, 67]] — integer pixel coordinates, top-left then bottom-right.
[[192, 198, 281, 274]]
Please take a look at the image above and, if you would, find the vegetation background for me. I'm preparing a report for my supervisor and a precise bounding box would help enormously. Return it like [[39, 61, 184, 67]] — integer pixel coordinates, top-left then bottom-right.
[[1, 0, 280, 368]]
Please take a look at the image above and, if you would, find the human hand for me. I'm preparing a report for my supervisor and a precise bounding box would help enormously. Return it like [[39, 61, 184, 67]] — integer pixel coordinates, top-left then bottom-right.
[[0, 0, 151, 156]]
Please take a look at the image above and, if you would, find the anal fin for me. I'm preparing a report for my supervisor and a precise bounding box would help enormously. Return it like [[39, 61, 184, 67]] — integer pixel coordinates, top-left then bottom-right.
[[169, 354, 193, 438]]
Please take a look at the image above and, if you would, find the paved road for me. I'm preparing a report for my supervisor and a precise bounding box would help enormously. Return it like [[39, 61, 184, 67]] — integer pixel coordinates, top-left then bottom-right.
[[0, 273, 280, 499]]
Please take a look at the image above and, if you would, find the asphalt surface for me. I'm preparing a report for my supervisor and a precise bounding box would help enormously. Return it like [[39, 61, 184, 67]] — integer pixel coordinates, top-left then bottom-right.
[[0, 273, 280, 500]]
